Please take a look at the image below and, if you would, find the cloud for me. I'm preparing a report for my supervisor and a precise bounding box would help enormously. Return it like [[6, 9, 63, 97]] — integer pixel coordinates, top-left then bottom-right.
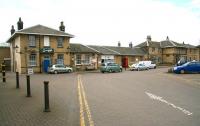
[[1, 0, 200, 46]]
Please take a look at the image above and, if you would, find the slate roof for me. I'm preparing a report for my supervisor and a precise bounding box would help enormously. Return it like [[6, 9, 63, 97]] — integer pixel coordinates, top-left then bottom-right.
[[70, 43, 98, 53], [7, 24, 74, 42], [88, 45, 119, 55], [183, 44, 196, 48], [0, 43, 10, 48], [197, 45, 200, 48], [103, 46, 146, 56], [135, 41, 160, 48]]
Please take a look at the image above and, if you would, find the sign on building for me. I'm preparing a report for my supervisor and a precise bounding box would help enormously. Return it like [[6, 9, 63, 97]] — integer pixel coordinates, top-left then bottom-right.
[[27, 68, 34, 75]]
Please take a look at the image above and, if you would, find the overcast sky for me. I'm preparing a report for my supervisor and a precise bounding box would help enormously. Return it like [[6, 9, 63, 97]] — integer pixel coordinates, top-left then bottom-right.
[[0, 0, 200, 46]]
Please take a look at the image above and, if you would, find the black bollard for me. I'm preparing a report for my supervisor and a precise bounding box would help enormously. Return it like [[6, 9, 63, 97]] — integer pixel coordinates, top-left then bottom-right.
[[2, 65, 6, 82], [2, 71, 6, 82], [16, 72, 19, 88], [26, 75, 31, 97], [44, 81, 50, 112]]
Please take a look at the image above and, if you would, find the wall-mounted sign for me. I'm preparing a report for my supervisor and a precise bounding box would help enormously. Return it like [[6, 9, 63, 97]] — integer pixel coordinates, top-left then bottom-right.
[[27, 68, 34, 75], [40, 48, 54, 54]]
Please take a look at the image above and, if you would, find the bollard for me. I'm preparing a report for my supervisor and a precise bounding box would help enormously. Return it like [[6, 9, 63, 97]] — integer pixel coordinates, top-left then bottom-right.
[[26, 75, 31, 97], [16, 72, 19, 88], [2, 71, 6, 82], [44, 81, 50, 112], [2, 65, 6, 82]]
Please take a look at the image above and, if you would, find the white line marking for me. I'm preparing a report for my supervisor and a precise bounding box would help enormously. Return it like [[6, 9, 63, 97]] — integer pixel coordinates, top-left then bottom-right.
[[145, 92, 193, 116]]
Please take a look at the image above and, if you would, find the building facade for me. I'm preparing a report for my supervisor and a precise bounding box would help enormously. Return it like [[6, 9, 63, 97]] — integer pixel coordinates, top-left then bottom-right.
[[136, 36, 200, 64], [70, 43, 99, 71], [0, 43, 11, 71], [7, 18, 73, 74]]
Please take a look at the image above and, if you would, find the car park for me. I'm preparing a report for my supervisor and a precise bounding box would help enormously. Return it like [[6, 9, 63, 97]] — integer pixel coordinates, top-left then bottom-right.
[[100, 63, 122, 73], [130, 63, 149, 71], [48, 64, 73, 74], [173, 61, 200, 74]]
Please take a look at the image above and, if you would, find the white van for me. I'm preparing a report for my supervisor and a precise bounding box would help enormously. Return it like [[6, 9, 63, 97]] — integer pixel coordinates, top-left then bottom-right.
[[139, 61, 156, 69]]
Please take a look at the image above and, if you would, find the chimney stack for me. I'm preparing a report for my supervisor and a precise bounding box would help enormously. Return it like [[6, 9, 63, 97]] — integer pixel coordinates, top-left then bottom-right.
[[183, 41, 185, 45], [129, 42, 133, 48], [146, 35, 151, 42], [166, 36, 169, 41], [17, 17, 23, 30], [59, 21, 65, 32], [10, 25, 15, 35], [118, 41, 121, 47]]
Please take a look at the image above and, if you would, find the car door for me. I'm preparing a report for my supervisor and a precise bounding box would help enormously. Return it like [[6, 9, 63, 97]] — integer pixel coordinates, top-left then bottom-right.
[[185, 62, 195, 73], [61, 65, 67, 72], [197, 62, 200, 72]]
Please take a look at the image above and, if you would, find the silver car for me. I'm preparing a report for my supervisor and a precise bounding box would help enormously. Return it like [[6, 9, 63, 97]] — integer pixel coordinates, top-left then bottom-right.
[[48, 64, 73, 74], [130, 63, 149, 71]]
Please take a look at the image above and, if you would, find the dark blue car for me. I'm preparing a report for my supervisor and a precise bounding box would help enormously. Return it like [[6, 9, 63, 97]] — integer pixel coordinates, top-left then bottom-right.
[[173, 61, 200, 74]]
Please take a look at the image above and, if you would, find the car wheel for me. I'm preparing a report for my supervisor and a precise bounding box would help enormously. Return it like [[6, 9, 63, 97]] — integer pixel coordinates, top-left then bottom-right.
[[54, 70, 58, 74], [180, 70, 185, 74], [101, 71, 104, 73], [68, 69, 72, 73], [109, 69, 112, 73]]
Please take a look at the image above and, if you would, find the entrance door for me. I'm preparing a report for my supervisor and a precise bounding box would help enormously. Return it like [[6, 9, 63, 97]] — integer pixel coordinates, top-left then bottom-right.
[[43, 55, 51, 73]]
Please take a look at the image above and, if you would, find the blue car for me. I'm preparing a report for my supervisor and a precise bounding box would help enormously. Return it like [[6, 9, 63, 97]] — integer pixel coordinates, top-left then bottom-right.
[[173, 61, 200, 74]]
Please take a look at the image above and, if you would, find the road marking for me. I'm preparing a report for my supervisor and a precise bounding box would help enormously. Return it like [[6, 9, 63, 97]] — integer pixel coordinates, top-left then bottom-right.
[[78, 74, 94, 126], [79, 75, 94, 126], [145, 92, 193, 116], [78, 75, 85, 126]]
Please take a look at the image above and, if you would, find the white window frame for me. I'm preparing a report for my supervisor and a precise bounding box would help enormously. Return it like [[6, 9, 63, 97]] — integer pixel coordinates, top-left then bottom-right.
[[57, 37, 64, 47], [28, 54, 37, 66], [57, 54, 64, 64], [84, 54, 90, 64], [28, 35, 36, 47], [76, 54, 81, 65], [44, 36, 50, 47]]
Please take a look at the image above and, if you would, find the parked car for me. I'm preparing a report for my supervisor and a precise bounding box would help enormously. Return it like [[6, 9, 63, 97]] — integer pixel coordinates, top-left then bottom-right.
[[130, 63, 149, 71], [139, 61, 156, 69], [48, 64, 73, 74], [173, 61, 200, 74], [100, 63, 122, 73], [85, 64, 95, 71]]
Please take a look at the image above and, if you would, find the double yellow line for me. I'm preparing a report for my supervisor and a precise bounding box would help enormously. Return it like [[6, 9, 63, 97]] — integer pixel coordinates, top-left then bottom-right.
[[78, 74, 94, 126]]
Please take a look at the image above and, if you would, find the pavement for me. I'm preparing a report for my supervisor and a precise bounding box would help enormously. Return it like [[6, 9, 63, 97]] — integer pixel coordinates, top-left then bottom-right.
[[0, 72, 79, 126], [0, 68, 200, 126]]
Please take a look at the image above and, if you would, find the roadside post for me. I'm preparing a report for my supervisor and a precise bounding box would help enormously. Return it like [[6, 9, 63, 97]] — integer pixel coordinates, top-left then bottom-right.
[[26, 67, 33, 97], [44, 81, 50, 112], [26, 75, 31, 97], [16, 72, 19, 88], [2, 64, 6, 82]]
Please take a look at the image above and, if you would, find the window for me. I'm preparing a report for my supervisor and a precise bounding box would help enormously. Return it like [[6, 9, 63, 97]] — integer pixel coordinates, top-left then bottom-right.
[[152, 48, 155, 52], [44, 36, 50, 47], [29, 54, 36, 66], [76, 54, 81, 65], [28, 35, 36, 47], [57, 54, 64, 64], [85, 54, 90, 64], [57, 37, 64, 47]]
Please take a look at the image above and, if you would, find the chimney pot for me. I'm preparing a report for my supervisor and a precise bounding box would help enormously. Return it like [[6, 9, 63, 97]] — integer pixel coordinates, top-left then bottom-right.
[[10, 25, 15, 35], [146, 35, 151, 41], [129, 42, 133, 48], [166, 36, 169, 41], [59, 21, 65, 32], [118, 41, 121, 47], [17, 17, 23, 30]]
